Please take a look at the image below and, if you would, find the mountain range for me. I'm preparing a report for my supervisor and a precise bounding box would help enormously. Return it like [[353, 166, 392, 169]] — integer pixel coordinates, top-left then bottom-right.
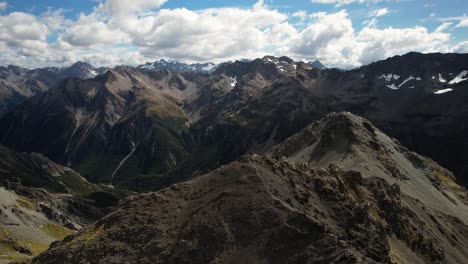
[[0, 62, 107, 117], [0, 52, 467, 263], [0, 52, 466, 190]]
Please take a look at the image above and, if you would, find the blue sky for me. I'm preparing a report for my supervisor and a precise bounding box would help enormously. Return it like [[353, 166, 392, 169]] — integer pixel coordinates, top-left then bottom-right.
[[0, 0, 467, 68]]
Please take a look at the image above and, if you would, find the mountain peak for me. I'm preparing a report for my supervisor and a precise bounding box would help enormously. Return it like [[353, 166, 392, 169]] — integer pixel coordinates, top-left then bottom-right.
[[270, 111, 468, 224], [70, 61, 93, 68], [308, 60, 326, 70]]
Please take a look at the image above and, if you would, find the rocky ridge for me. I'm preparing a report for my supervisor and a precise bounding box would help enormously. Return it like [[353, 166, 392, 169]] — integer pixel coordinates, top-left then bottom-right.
[[29, 113, 468, 264]]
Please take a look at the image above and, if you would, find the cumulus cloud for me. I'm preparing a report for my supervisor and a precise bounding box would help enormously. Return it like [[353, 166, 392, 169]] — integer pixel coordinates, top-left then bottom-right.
[[289, 10, 358, 66], [100, 0, 167, 17], [134, 5, 289, 61], [60, 12, 127, 47], [287, 10, 453, 67], [41, 8, 70, 32], [60, 0, 290, 62], [356, 26, 450, 64], [0, 12, 48, 46]]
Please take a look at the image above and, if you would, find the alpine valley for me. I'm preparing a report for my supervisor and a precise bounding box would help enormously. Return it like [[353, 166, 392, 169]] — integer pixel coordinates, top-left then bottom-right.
[[0, 52, 468, 264]]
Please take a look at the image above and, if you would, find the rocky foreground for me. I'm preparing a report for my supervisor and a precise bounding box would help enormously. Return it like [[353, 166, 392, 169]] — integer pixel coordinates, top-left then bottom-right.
[[29, 113, 468, 264]]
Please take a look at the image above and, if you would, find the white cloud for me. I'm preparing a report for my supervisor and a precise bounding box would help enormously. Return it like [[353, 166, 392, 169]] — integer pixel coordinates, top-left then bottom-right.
[[0, 2, 7, 12], [441, 15, 468, 28], [364, 8, 389, 27], [137, 7, 287, 61], [0, 0, 466, 69], [356, 26, 450, 65], [435, 22, 452, 33], [0, 12, 48, 46], [41, 8, 70, 32], [100, 0, 290, 62], [310, 0, 385, 7], [369, 8, 389, 17], [455, 18, 468, 28], [287, 10, 452, 67], [289, 10, 358, 66], [60, 12, 127, 46], [100, 0, 167, 17], [292, 10, 307, 23]]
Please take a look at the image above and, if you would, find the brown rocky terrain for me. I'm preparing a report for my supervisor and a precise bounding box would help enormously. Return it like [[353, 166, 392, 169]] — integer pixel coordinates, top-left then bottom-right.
[[29, 113, 468, 264]]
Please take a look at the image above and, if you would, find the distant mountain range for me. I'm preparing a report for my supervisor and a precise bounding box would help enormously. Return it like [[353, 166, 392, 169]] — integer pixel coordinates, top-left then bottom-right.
[[0, 58, 327, 117], [0, 62, 107, 116], [137, 59, 218, 73], [0, 53, 467, 190], [137, 58, 328, 73]]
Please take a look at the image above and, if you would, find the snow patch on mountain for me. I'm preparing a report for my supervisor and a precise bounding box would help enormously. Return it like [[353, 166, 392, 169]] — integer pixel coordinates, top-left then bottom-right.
[[435, 88, 453, 94], [230, 77, 237, 88], [398, 75, 422, 88], [202, 63, 216, 72], [438, 73, 447, 83], [380, 74, 400, 82], [398, 76, 415, 87], [448, 70, 468, 84]]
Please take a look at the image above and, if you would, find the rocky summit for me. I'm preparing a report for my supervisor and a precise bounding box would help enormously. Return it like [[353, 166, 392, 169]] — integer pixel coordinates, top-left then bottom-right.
[[29, 113, 468, 264]]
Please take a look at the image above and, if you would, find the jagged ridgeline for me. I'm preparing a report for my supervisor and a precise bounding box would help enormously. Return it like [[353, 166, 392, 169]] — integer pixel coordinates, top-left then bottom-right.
[[29, 113, 468, 264], [0, 52, 468, 192]]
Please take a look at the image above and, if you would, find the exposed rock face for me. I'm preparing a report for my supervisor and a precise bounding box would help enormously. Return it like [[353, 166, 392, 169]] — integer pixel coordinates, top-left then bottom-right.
[[30, 155, 468, 264], [30, 113, 468, 264], [270, 112, 468, 225]]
